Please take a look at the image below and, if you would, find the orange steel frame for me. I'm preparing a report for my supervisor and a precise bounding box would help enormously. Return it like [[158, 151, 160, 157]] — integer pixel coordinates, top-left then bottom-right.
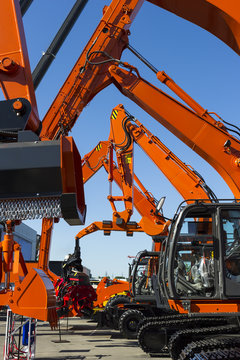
[[38, 0, 240, 204], [76, 102, 216, 271], [79, 103, 213, 238], [147, 0, 240, 56], [41, 0, 144, 140], [60, 134, 163, 315], [108, 117, 134, 223], [81, 140, 167, 237], [0, 0, 40, 133], [75, 221, 143, 241], [108, 64, 240, 199], [109, 104, 213, 203]]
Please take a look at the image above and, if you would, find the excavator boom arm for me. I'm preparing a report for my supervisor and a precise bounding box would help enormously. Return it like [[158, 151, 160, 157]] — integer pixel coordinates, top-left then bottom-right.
[[0, 0, 40, 134], [82, 141, 109, 183], [81, 138, 166, 236], [41, 0, 144, 140], [40, 0, 240, 141], [109, 65, 240, 199], [110, 104, 214, 202], [147, 0, 240, 56]]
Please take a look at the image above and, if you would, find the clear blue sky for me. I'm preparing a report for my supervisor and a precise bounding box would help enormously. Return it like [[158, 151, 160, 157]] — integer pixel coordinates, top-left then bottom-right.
[[22, 0, 240, 278]]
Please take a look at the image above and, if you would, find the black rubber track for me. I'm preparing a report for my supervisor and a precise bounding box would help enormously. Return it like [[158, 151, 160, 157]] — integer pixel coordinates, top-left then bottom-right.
[[190, 347, 240, 359], [138, 316, 229, 354], [168, 324, 239, 360], [180, 336, 240, 360], [137, 313, 189, 330]]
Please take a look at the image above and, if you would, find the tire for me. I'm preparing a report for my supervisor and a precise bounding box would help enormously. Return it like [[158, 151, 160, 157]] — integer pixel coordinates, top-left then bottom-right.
[[105, 294, 131, 310], [119, 309, 145, 339], [104, 294, 131, 329]]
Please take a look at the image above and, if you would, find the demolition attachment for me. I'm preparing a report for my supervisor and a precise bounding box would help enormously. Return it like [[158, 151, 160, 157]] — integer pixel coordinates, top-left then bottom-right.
[[0, 135, 86, 225]]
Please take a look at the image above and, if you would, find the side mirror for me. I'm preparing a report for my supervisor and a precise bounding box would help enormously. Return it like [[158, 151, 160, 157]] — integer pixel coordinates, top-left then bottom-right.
[[155, 196, 166, 214]]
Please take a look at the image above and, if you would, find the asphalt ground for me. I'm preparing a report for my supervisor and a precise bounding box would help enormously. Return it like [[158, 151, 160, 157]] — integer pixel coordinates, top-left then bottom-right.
[[0, 313, 171, 360]]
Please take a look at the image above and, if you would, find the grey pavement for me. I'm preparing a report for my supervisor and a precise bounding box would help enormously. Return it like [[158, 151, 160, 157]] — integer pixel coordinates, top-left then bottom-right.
[[0, 315, 171, 360]]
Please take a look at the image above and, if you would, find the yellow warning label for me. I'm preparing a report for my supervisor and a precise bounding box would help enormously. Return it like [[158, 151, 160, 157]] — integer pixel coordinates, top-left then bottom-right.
[[125, 154, 132, 164], [95, 144, 102, 151], [111, 110, 118, 119]]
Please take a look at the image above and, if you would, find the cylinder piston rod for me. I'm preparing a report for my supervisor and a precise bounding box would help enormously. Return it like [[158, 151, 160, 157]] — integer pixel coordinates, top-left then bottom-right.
[[32, 0, 89, 89], [127, 44, 158, 74]]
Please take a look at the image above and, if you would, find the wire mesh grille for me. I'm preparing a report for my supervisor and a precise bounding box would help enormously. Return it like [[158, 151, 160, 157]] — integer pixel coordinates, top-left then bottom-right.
[[0, 197, 62, 221]]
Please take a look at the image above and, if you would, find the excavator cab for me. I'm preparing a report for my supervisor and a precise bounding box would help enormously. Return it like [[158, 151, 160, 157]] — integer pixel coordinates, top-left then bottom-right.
[[131, 250, 159, 299], [159, 200, 240, 314]]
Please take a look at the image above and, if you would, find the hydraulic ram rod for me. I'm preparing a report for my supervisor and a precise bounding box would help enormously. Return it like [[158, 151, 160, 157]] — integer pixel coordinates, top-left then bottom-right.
[[20, 0, 34, 16], [32, 0, 89, 89]]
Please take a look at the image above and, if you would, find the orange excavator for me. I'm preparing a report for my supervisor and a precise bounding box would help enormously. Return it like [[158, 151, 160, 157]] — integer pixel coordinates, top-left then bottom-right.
[[54, 106, 164, 317], [38, 0, 240, 355], [0, 1, 86, 327], [79, 103, 216, 241], [38, 0, 240, 317], [92, 25, 240, 360], [37, 0, 240, 322], [89, 21, 240, 360], [84, 101, 240, 356], [69, 104, 217, 331]]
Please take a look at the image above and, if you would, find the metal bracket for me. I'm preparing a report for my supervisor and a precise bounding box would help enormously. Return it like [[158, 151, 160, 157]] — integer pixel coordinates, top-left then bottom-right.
[[181, 300, 191, 312], [0, 98, 31, 133]]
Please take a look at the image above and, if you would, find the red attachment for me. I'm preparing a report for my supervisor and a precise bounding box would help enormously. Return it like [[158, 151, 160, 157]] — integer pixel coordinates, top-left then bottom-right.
[[54, 276, 97, 318]]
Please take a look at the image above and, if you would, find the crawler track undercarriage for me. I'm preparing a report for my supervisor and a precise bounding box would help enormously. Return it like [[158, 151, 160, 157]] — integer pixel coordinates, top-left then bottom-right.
[[137, 313, 240, 360]]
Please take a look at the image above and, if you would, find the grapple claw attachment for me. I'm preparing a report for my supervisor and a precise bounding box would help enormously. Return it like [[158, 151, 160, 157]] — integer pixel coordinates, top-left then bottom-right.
[[9, 268, 58, 328]]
